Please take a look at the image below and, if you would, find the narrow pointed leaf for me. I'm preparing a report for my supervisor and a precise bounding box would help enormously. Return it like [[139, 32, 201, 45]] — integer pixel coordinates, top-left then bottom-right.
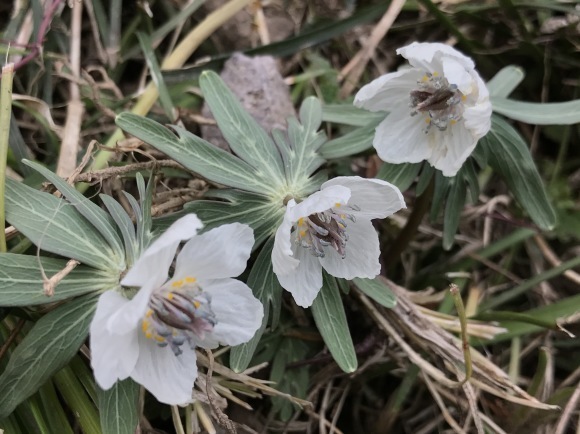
[[311, 273, 357, 373], [97, 379, 140, 434], [486, 65, 524, 98], [353, 277, 396, 308], [230, 237, 282, 372], [115, 113, 275, 195], [199, 71, 285, 185], [491, 97, 580, 125], [0, 253, 117, 306], [481, 116, 556, 230], [24, 160, 124, 258], [319, 118, 380, 159], [5, 179, 121, 271], [376, 162, 421, 192], [0, 295, 98, 419]]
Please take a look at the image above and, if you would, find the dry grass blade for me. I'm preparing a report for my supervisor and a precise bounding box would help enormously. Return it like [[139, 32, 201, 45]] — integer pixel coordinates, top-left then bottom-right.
[[356, 277, 559, 412]]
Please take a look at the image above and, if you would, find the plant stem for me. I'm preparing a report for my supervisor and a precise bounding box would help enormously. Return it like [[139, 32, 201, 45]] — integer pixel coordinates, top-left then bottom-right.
[[0, 63, 14, 253], [384, 175, 434, 268]]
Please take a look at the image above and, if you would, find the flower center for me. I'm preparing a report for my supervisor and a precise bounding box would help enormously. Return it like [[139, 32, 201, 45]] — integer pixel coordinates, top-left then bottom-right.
[[409, 72, 465, 133], [294, 203, 359, 258], [141, 277, 216, 356]]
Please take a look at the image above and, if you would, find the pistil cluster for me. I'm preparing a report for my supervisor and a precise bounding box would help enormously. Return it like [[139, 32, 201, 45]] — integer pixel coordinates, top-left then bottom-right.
[[141, 278, 216, 356], [295, 204, 359, 258], [410, 72, 465, 133]]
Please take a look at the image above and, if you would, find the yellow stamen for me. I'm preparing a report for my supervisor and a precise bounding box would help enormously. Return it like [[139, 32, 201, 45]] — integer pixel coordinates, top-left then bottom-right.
[[461, 95, 467, 101], [297, 218, 304, 226], [425, 117, 431, 124], [450, 119, 457, 125], [193, 300, 201, 309], [185, 276, 197, 283], [167, 292, 174, 300], [299, 230, 307, 238], [141, 320, 149, 332], [145, 332, 153, 339], [433, 71, 439, 77], [421, 75, 429, 82], [145, 309, 153, 318], [154, 335, 165, 343], [335, 202, 341, 208], [171, 280, 184, 288]]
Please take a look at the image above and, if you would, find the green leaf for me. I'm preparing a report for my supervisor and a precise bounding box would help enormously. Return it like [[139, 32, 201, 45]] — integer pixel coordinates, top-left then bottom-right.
[[230, 237, 283, 372], [115, 113, 275, 196], [319, 118, 380, 159], [5, 179, 122, 271], [199, 71, 285, 186], [481, 116, 557, 230], [183, 192, 283, 247], [443, 175, 467, 250], [270, 97, 326, 195], [486, 65, 524, 98], [136, 32, 175, 121], [100, 195, 138, 266], [353, 278, 396, 308], [491, 97, 580, 125], [311, 273, 357, 373], [24, 160, 125, 259], [321, 104, 384, 126], [0, 295, 98, 418], [0, 253, 117, 306], [97, 379, 140, 434], [429, 172, 451, 222], [376, 162, 421, 192]]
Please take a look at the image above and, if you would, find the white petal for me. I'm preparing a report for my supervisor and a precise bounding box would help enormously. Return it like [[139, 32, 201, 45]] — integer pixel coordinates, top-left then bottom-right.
[[106, 281, 156, 335], [354, 68, 422, 112], [196, 278, 263, 348], [90, 291, 140, 389], [272, 187, 350, 278], [131, 337, 198, 405], [441, 57, 474, 95], [172, 223, 254, 281], [373, 109, 433, 164], [122, 214, 203, 288], [276, 243, 323, 308], [464, 99, 492, 140], [322, 176, 406, 220], [272, 209, 299, 275], [288, 185, 351, 222], [429, 122, 475, 177], [398, 42, 474, 71], [319, 220, 381, 280]]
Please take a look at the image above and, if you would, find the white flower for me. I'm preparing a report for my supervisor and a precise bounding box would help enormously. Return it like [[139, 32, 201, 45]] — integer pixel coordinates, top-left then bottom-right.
[[272, 176, 405, 307], [354, 42, 492, 177], [90, 214, 263, 405]]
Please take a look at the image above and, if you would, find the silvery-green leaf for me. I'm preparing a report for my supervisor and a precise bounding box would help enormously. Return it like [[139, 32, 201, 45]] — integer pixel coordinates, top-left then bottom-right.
[[487, 65, 524, 98], [319, 117, 381, 159], [416, 164, 434, 196], [463, 159, 480, 203], [199, 71, 285, 186], [0, 253, 116, 306], [481, 116, 557, 230], [322, 104, 384, 126], [230, 237, 282, 372], [491, 97, 580, 125], [283, 105, 327, 191], [24, 160, 125, 259], [376, 162, 421, 192], [5, 179, 121, 271], [0, 295, 98, 419], [137, 32, 175, 121], [115, 113, 274, 195], [101, 195, 138, 266], [97, 379, 140, 434], [429, 172, 451, 222], [353, 277, 396, 308], [311, 273, 357, 373]]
